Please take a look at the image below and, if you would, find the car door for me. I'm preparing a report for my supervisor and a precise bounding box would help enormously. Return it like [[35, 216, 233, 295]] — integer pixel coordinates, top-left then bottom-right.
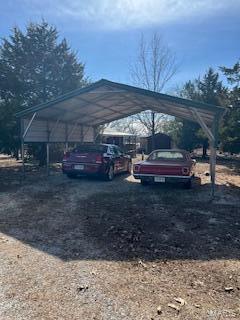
[[113, 146, 125, 172], [117, 147, 127, 172], [119, 148, 129, 171]]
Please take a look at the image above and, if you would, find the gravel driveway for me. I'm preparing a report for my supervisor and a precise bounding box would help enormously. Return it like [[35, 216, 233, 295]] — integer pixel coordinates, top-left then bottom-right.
[[0, 158, 240, 320]]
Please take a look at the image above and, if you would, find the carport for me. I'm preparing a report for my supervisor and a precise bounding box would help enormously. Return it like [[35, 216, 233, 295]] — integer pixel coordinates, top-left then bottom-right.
[[16, 79, 226, 196]]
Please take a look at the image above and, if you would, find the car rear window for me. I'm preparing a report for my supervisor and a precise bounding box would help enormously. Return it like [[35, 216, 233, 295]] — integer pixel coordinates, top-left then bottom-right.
[[73, 144, 108, 153], [148, 151, 185, 161]]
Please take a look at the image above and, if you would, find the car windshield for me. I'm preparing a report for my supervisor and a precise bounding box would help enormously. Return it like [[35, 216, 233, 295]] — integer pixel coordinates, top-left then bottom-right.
[[148, 151, 185, 161], [73, 144, 108, 153]]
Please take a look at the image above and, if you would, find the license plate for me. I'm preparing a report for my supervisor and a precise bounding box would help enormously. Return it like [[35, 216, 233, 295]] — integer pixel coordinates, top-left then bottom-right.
[[154, 176, 165, 183], [74, 164, 84, 170]]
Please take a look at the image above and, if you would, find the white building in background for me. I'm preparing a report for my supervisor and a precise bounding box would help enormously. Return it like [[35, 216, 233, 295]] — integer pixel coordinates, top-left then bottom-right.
[[101, 128, 138, 157]]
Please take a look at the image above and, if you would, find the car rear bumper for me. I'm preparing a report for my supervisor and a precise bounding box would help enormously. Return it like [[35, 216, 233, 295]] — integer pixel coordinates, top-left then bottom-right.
[[62, 162, 106, 175], [133, 173, 191, 183]]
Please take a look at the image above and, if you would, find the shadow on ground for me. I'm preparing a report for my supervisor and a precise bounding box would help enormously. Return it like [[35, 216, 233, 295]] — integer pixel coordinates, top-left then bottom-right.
[[0, 172, 239, 262], [196, 156, 240, 175]]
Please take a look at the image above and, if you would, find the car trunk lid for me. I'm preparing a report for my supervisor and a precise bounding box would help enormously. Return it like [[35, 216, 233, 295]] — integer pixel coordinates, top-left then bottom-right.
[[69, 152, 102, 163], [138, 161, 190, 176]]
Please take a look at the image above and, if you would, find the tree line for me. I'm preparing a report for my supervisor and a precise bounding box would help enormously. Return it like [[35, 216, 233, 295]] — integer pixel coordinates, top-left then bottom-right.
[[162, 65, 240, 156], [113, 32, 240, 156], [0, 21, 87, 161], [0, 22, 239, 161]]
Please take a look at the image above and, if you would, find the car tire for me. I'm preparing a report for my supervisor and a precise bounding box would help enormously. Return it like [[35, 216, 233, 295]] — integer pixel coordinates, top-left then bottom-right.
[[67, 173, 77, 179], [140, 179, 149, 186], [184, 179, 192, 189], [104, 165, 114, 181]]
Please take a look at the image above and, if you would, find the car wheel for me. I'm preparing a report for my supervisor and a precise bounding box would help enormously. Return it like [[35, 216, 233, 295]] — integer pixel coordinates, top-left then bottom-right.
[[104, 165, 114, 181], [183, 179, 192, 189], [140, 179, 149, 186], [67, 173, 77, 179]]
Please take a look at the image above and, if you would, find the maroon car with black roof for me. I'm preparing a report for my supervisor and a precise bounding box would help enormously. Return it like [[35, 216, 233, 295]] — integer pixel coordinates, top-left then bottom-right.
[[133, 149, 196, 188], [62, 143, 131, 181]]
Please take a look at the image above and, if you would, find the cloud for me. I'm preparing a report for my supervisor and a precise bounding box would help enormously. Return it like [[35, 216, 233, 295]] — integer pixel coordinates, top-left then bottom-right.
[[24, 0, 240, 30]]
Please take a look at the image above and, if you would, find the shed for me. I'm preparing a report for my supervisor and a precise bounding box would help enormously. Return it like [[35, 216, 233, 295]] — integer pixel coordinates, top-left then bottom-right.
[[140, 132, 172, 154]]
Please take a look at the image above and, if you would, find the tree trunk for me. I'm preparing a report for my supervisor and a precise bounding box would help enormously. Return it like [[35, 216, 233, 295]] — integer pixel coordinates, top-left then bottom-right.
[[151, 111, 155, 152], [13, 148, 19, 160], [38, 143, 47, 167], [202, 140, 208, 159]]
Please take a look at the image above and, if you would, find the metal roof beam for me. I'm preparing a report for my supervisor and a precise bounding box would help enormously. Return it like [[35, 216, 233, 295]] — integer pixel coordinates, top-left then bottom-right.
[[123, 92, 215, 122], [117, 94, 187, 119], [84, 108, 146, 126], [190, 108, 214, 142], [68, 120, 81, 139], [49, 117, 62, 139], [76, 95, 137, 117], [23, 112, 37, 139]]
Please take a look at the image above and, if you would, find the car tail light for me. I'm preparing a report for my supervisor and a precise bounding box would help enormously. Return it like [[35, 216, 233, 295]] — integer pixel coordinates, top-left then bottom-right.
[[95, 155, 103, 164], [182, 167, 190, 175], [134, 165, 140, 172], [63, 152, 70, 161]]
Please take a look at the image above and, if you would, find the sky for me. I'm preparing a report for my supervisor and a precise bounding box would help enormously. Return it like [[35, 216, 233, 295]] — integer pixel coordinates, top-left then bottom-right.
[[1, 0, 240, 93]]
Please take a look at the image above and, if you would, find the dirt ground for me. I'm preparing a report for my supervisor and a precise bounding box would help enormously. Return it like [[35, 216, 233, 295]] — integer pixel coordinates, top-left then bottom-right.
[[0, 156, 240, 320]]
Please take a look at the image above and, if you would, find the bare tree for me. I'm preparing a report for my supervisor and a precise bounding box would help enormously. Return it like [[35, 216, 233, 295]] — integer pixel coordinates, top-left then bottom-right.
[[109, 116, 145, 135], [130, 32, 178, 149]]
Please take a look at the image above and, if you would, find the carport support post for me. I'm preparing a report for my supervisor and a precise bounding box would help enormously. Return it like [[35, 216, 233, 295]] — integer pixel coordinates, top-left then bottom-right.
[[190, 108, 218, 197], [80, 125, 84, 143], [46, 143, 50, 176], [93, 126, 99, 143], [20, 113, 37, 179], [65, 142, 69, 152], [20, 119, 25, 179], [210, 143, 216, 197], [21, 140, 25, 178], [210, 116, 219, 197], [65, 123, 69, 152], [46, 120, 50, 176]]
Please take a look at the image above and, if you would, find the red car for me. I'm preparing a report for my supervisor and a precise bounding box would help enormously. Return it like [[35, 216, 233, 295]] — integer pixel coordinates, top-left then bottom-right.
[[133, 149, 196, 188], [62, 143, 132, 181]]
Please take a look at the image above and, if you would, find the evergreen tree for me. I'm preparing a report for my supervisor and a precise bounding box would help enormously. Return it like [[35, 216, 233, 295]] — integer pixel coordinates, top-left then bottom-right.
[[0, 21, 87, 157], [220, 61, 240, 153], [177, 68, 227, 157]]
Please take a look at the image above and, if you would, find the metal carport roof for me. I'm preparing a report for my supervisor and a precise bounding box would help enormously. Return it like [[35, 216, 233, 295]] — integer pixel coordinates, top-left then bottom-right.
[[16, 79, 225, 127]]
